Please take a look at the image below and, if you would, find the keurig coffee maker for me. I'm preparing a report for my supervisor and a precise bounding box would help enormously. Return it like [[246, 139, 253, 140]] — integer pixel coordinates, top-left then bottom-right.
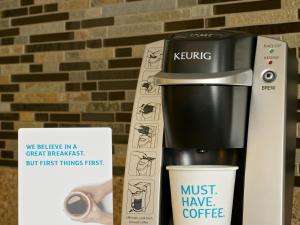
[[121, 30, 297, 225]]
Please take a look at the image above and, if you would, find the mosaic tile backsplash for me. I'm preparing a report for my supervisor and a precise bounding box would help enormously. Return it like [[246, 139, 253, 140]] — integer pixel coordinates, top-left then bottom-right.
[[0, 0, 300, 224]]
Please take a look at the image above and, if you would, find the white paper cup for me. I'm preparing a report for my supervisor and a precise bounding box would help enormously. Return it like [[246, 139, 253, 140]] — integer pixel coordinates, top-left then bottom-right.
[[166, 165, 238, 225]]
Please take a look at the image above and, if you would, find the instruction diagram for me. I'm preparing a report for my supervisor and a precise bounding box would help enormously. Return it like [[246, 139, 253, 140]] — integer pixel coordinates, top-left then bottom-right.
[[132, 124, 158, 149], [136, 99, 161, 121], [145, 48, 163, 69], [127, 180, 154, 214], [129, 151, 156, 176], [140, 71, 160, 95]]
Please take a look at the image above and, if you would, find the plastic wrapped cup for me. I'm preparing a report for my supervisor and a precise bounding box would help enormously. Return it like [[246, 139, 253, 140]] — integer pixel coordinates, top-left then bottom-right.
[[166, 165, 238, 225]]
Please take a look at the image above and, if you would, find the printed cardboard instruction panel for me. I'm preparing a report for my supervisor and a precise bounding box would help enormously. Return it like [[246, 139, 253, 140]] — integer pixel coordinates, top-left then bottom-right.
[[19, 128, 113, 225]]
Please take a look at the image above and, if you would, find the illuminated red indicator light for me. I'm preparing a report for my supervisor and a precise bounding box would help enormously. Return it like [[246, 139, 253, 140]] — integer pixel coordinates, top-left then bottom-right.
[[268, 60, 273, 65]]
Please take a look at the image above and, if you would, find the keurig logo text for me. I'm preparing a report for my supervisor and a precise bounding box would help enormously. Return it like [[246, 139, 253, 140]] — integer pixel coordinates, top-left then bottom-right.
[[173, 52, 212, 61]]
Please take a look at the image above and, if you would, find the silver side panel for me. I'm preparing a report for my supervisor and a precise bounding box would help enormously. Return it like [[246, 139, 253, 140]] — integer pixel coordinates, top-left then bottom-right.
[[243, 36, 287, 225], [155, 69, 253, 86], [121, 40, 165, 225]]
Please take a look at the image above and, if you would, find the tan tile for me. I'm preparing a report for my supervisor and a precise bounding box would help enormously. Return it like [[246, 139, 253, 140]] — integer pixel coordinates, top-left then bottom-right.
[[0, 167, 18, 225], [66, 48, 113, 61], [34, 52, 64, 63], [69, 103, 86, 112], [20, 21, 65, 36], [20, 83, 65, 93], [69, 71, 86, 81], [126, 90, 136, 102], [115, 8, 190, 25], [59, 0, 90, 11], [86, 102, 120, 112], [59, 92, 90, 102], [292, 188, 300, 225], [1, 64, 29, 74], [0, 103, 10, 112], [0, 75, 9, 84], [108, 22, 163, 38], [102, 0, 177, 17], [132, 45, 145, 57], [113, 155, 126, 167], [226, 9, 297, 27], [74, 27, 107, 41], [282, 34, 300, 48], [0, 45, 24, 56], [15, 122, 43, 129], [114, 144, 128, 156], [5, 140, 17, 151], [14, 93, 59, 103], [191, 4, 213, 17], [19, 112, 34, 122], [91, 0, 123, 7]]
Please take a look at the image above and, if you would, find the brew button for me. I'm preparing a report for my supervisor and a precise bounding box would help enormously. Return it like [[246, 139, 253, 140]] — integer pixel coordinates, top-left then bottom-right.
[[262, 70, 276, 82]]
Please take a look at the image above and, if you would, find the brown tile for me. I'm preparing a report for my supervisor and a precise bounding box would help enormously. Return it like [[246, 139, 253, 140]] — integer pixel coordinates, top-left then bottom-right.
[[108, 58, 142, 68], [296, 177, 300, 187], [121, 102, 133, 111], [125, 124, 130, 133], [104, 33, 171, 47], [87, 69, 139, 80], [164, 19, 204, 32], [297, 138, 300, 148], [99, 80, 137, 90], [112, 134, 128, 144], [113, 166, 125, 176], [116, 113, 131, 122], [60, 62, 90, 71], [20, 54, 34, 63], [109, 91, 125, 101], [29, 6, 43, 14], [0, 131, 17, 139], [0, 141, 5, 148], [205, 16, 225, 28], [0, 56, 19, 64], [226, 22, 300, 35], [0, 84, 19, 92], [1, 150, 14, 159], [82, 113, 114, 122], [30, 32, 75, 43], [0, 113, 19, 121], [44, 123, 58, 127], [81, 17, 114, 28], [91, 92, 108, 101], [11, 73, 69, 82], [21, 0, 34, 6], [11, 103, 69, 111], [35, 113, 49, 121], [81, 82, 97, 91], [66, 21, 81, 30], [2, 8, 28, 18], [26, 41, 85, 53], [1, 94, 14, 102], [1, 38, 14, 45], [50, 113, 80, 122], [29, 64, 43, 72], [1, 122, 14, 130], [87, 39, 102, 48], [44, 3, 58, 12], [59, 123, 91, 127], [214, 0, 281, 15], [0, 159, 18, 166], [0, 28, 19, 38], [12, 12, 69, 26], [115, 48, 132, 57], [66, 83, 81, 91]]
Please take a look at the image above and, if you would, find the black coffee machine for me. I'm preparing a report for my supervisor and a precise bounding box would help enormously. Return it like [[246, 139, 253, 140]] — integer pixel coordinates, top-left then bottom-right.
[[121, 30, 297, 225]]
